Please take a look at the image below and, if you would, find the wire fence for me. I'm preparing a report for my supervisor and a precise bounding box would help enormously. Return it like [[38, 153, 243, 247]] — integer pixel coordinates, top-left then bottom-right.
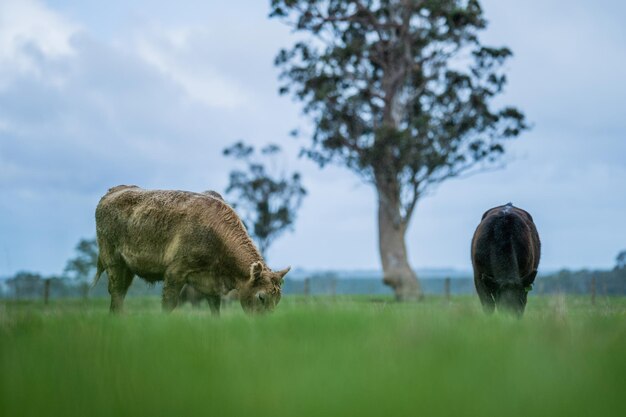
[[1, 273, 623, 302]]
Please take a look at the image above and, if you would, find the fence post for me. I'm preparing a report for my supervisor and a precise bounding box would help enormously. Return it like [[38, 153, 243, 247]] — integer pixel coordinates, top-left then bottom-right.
[[331, 277, 336, 298], [591, 276, 596, 306], [303, 277, 310, 297], [444, 277, 451, 302], [81, 282, 89, 300], [43, 279, 51, 305]]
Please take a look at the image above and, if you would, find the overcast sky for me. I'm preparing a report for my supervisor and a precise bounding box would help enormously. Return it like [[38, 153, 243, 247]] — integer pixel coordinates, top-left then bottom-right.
[[0, 0, 624, 277]]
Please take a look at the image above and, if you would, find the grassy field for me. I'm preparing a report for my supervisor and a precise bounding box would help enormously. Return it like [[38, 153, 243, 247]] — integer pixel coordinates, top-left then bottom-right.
[[1, 295, 626, 417]]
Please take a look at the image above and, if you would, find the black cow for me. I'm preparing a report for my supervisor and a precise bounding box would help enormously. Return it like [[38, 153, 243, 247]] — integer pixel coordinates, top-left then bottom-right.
[[471, 203, 541, 316]]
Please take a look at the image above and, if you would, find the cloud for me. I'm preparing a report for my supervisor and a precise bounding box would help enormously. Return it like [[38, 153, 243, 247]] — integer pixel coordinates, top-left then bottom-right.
[[135, 26, 250, 108], [0, 0, 79, 88], [481, 0, 626, 130]]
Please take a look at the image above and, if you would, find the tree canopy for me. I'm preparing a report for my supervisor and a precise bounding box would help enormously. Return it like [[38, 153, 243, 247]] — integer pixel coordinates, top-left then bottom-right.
[[64, 238, 98, 282], [224, 141, 307, 257], [271, 0, 526, 222], [616, 250, 626, 270]]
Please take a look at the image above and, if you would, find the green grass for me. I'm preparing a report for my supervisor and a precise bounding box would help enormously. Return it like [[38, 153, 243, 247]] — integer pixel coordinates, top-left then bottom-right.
[[1, 295, 626, 417]]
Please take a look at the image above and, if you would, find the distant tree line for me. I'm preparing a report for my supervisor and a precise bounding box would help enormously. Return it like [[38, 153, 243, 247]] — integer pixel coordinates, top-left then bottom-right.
[[1, 270, 164, 300], [532, 268, 626, 296], [3, 249, 626, 299]]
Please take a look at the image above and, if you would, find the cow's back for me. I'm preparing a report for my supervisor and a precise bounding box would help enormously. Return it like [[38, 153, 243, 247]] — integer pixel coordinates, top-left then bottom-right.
[[97, 186, 181, 245], [471, 205, 540, 280], [96, 186, 261, 283], [96, 186, 221, 278]]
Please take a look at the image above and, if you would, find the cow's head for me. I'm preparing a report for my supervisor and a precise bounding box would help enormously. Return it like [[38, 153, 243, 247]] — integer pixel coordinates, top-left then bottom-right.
[[483, 270, 537, 317], [239, 262, 289, 314]]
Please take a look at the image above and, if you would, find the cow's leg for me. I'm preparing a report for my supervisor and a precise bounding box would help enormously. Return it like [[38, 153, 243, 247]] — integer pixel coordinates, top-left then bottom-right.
[[108, 264, 134, 313], [207, 294, 221, 316], [475, 273, 495, 314], [178, 285, 189, 306], [162, 273, 184, 312], [186, 272, 221, 313], [189, 287, 203, 308]]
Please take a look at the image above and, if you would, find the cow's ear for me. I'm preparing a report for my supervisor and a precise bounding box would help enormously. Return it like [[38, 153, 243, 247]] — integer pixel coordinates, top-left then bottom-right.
[[277, 267, 291, 279], [273, 267, 291, 286], [522, 270, 538, 288], [249, 262, 264, 284]]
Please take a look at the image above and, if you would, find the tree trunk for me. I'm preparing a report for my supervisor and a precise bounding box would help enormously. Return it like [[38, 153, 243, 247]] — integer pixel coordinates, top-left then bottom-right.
[[376, 186, 421, 301]]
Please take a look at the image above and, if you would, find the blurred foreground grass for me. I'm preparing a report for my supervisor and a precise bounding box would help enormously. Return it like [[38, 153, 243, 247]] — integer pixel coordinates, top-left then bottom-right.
[[1, 295, 626, 417]]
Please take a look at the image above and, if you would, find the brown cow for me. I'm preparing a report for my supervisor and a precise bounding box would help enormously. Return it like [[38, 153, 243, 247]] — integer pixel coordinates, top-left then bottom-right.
[[93, 185, 289, 314], [471, 203, 541, 316]]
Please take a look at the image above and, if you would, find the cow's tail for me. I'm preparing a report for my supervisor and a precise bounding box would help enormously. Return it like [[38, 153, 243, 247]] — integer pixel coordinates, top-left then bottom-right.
[[92, 256, 105, 288], [491, 212, 522, 283]]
